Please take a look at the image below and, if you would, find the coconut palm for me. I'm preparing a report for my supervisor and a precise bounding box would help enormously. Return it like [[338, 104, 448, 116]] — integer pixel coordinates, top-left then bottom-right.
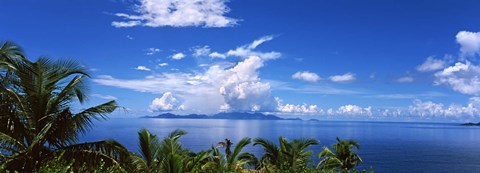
[[253, 138, 280, 168], [129, 129, 161, 173], [317, 137, 362, 171], [0, 41, 24, 61], [156, 129, 192, 173], [205, 137, 257, 172], [129, 129, 210, 173], [254, 137, 319, 172], [0, 43, 128, 172], [0, 41, 26, 139]]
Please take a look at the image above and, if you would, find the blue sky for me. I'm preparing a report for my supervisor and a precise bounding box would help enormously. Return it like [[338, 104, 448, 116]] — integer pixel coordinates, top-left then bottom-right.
[[2, 0, 480, 121]]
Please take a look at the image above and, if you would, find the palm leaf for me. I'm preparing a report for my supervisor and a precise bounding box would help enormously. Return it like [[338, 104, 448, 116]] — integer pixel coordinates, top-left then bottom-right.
[[228, 137, 251, 166], [61, 139, 130, 168], [0, 132, 26, 153], [253, 137, 280, 165], [137, 128, 160, 168]]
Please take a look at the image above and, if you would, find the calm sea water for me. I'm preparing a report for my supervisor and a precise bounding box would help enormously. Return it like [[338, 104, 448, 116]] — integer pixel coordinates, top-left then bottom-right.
[[81, 118, 480, 173]]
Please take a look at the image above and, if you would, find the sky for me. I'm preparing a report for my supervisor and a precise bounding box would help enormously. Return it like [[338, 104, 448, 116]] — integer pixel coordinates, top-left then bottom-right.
[[2, 0, 480, 122]]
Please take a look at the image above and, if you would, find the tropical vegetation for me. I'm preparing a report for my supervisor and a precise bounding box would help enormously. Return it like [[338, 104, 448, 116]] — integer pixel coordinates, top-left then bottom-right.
[[0, 41, 373, 172]]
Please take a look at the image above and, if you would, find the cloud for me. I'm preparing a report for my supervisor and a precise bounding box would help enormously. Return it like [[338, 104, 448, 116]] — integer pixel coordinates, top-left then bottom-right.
[[93, 36, 316, 114], [158, 63, 168, 67], [149, 92, 184, 111], [396, 76, 414, 83], [112, 0, 238, 28], [192, 46, 211, 57], [91, 94, 117, 100], [145, 48, 160, 55], [292, 71, 321, 82], [209, 52, 226, 59], [417, 56, 447, 72], [112, 20, 141, 28], [94, 56, 283, 114], [277, 98, 319, 114], [186, 35, 280, 60], [434, 61, 480, 95], [336, 104, 372, 116], [329, 73, 356, 82], [408, 98, 480, 117], [219, 56, 279, 112], [456, 31, 480, 57], [126, 35, 134, 40], [171, 53, 186, 60], [225, 35, 281, 60], [135, 66, 151, 71]]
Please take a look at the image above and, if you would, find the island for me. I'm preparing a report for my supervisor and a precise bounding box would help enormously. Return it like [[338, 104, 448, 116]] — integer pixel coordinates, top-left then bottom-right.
[[461, 122, 480, 126], [143, 112, 302, 121]]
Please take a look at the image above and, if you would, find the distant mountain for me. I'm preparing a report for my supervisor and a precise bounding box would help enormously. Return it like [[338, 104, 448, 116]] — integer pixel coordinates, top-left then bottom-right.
[[461, 122, 480, 126], [150, 113, 208, 119], [144, 112, 298, 120]]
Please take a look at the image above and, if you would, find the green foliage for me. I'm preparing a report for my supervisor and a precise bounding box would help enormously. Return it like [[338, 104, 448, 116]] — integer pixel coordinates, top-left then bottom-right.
[[0, 41, 127, 172], [317, 138, 363, 172], [253, 136, 319, 172]]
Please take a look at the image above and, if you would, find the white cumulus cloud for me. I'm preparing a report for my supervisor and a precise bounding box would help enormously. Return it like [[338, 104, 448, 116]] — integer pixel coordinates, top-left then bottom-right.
[[336, 104, 372, 116], [456, 31, 480, 57], [329, 73, 356, 82], [408, 98, 480, 117], [135, 66, 151, 71], [112, 0, 238, 28], [417, 56, 447, 72], [192, 46, 211, 57], [158, 63, 169, 67], [278, 103, 319, 114], [171, 53, 186, 60], [292, 71, 321, 82], [94, 56, 281, 114], [149, 92, 184, 111], [219, 56, 279, 112], [434, 61, 480, 95], [209, 52, 226, 59]]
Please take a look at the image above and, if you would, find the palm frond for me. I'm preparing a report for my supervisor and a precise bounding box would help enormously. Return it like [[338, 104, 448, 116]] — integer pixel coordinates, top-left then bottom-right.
[[167, 129, 187, 140], [127, 154, 150, 173], [72, 100, 117, 134], [228, 137, 251, 166], [61, 139, 130, 168], [0, 132, 26, 153], [253, 138, 280, 165], [29, 122, 52, 149], [137, 128, 160, 167]]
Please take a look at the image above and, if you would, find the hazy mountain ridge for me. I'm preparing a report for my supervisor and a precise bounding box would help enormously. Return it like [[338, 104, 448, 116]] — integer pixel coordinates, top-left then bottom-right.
[[143, 112, 301, 120]]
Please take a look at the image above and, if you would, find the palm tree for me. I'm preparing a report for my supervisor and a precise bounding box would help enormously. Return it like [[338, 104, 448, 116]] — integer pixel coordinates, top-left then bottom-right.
[[129, 129, 161, 173], [0, 41, 26, 140], [129, 129, 209, 173], [0, 41, 24, 61], [205, 137, 257, 172], [253, 138, 280, 169], [317, 137, 362, 171], [0, 42, 128, 171], [254, 137, 319, 172]]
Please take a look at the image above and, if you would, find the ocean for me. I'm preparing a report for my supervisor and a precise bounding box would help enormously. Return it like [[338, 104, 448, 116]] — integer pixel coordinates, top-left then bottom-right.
[[81, 118, 480, 173]]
